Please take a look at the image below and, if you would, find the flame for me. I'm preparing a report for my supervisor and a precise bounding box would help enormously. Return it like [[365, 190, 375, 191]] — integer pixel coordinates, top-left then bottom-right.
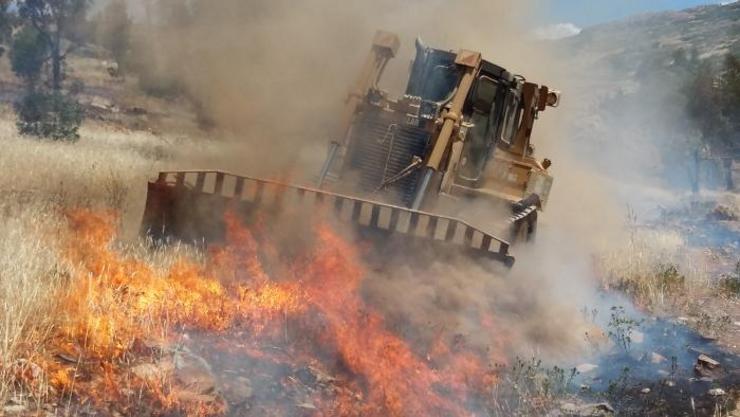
[[17, 209, 502, 416]]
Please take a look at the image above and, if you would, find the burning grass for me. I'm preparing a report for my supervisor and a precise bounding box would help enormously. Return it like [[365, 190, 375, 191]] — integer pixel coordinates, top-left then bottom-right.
[[1, 208, 509, 416], [0, 202, 66, 404]]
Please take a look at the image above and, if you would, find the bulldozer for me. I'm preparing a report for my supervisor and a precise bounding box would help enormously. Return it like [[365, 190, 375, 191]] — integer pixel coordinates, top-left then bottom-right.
[[141, 31, 560, 268]]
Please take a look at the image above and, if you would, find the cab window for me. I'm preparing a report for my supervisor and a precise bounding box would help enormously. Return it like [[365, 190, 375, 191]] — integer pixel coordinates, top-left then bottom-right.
[[459, 76, 499, 180], [500, 94, 521, 146]]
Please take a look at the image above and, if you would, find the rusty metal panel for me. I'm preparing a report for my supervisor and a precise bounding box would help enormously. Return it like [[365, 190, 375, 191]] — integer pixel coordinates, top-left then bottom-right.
[[454, 49, 482, 68]]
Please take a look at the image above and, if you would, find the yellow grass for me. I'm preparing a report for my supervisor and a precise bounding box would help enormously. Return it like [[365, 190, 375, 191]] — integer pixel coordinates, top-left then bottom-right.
[[0, 112, 226, 404], [598, 227, 712, 311]]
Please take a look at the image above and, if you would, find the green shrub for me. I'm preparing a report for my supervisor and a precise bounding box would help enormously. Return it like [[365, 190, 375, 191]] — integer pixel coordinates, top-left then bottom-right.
[[654, 263, 686, 293], [14, 91, 84, 141]]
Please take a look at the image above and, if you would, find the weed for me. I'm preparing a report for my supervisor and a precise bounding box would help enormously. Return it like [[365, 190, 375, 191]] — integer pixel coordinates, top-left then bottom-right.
[[654, 263, 686, 293], [607, 306, 643, 352], [493, 357, 578, 415], [718, 262, 740, 297], [605, 366, 632, 402], [581, 306, 599, 323], [695, 312, 732, 337]]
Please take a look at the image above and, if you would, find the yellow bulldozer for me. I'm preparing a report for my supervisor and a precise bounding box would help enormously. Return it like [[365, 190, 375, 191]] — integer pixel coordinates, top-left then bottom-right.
[[140, 31, 560, 268]]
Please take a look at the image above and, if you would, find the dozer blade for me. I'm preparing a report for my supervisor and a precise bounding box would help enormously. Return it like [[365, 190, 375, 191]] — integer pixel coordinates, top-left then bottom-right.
[[141, 171, 515, 267]]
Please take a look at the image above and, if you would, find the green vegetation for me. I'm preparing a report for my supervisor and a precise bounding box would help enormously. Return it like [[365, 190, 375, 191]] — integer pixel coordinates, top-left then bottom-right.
[[492, 357, 579, 415], [9, 26, 47, 83], [4, 0, 91, 140], [606, 306, 643, 352], [718, 261, 740, 297], [686, 54, 740, 154], [14, 91, 83, 141]]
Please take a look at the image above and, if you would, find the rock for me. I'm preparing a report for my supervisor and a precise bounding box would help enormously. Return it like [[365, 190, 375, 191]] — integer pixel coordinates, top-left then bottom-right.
[[576, 363, 599, 374], [695, 354, 722, 378], [174, 348, 217, 395], [664, 380, 676, 387], [90, 97, 114, 111], [296, 403, 317, 410], [697, 354, 720, 369], [295, 365, 336, 386], [708, 204, 738, 221], [174, 390, 221, 404], [709, 388, 726, 396], [141, 337, 173, 353], [126, 106, 148, 116], [631, 330, 645, 344], [222, 376, 253, 400], [131, 363, 162, 381], [650, 352, 667, 364], [560, 402, 579, 413], [14, 359, 43, 380], [641, 387, 651, 394], [576, 402, 615, 416], [2, 404, 27, 414]]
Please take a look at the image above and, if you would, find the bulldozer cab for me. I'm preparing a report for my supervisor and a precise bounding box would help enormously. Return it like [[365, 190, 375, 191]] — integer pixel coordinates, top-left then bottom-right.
[[329, 33, 558, 215], [400, 43, 518, 184]]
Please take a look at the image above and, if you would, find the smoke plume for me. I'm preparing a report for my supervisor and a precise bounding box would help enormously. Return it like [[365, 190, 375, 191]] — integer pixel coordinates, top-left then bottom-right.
[[128, 0, 628, 362]]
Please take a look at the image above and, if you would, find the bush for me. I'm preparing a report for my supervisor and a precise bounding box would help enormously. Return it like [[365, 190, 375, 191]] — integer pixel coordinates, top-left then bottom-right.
[[719, 262, 740, 297], [14, 91, 84, 141]]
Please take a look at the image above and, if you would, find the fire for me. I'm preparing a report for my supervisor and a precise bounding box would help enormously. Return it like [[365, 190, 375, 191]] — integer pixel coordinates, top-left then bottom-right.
[[16, 209, 503, 416]]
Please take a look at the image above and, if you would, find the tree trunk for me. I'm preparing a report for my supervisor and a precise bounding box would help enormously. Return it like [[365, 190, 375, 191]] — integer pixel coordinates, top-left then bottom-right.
[[51, 18, 63, 91]]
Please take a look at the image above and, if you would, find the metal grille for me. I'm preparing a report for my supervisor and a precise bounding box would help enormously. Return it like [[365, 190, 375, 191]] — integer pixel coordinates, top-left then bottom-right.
[[348, 110, 431, 206]]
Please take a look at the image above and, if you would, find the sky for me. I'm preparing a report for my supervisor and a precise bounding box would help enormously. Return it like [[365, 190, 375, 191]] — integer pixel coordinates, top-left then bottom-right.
[[543, 0, 729, 27]]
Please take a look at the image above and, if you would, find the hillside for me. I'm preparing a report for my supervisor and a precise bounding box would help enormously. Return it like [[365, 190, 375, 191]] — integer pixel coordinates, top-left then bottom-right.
[[549, 2, 739, 195], [562, 2, 740, 79]]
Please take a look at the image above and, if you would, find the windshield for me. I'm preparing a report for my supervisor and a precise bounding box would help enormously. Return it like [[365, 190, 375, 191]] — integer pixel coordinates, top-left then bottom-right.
[[500, 94, 521, 145], [459, 77, 500, 180], [422, 64, 460, 102], [406, 48, 462, 103]]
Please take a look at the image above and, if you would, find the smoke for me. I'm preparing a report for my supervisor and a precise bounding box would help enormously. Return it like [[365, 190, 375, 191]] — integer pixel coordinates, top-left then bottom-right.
[[129, 0, 633, 364], [125, 0, 557, 177]]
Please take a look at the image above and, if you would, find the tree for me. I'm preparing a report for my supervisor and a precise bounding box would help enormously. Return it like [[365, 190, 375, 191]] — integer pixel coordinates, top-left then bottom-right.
[[11, 0, 90, 140], [9, 25, 47, 84], [685, 54, 740, 190], [17, 0, 90, 91], [96, 0, 131, 75], [0, 0, 15, 57]]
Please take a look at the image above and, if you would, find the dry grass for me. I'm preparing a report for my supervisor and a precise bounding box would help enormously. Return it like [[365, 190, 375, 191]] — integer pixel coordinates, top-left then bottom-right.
[[597, 227, 712, 312], [0, 201, 66, 402], [0, 111, 228, 405]]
